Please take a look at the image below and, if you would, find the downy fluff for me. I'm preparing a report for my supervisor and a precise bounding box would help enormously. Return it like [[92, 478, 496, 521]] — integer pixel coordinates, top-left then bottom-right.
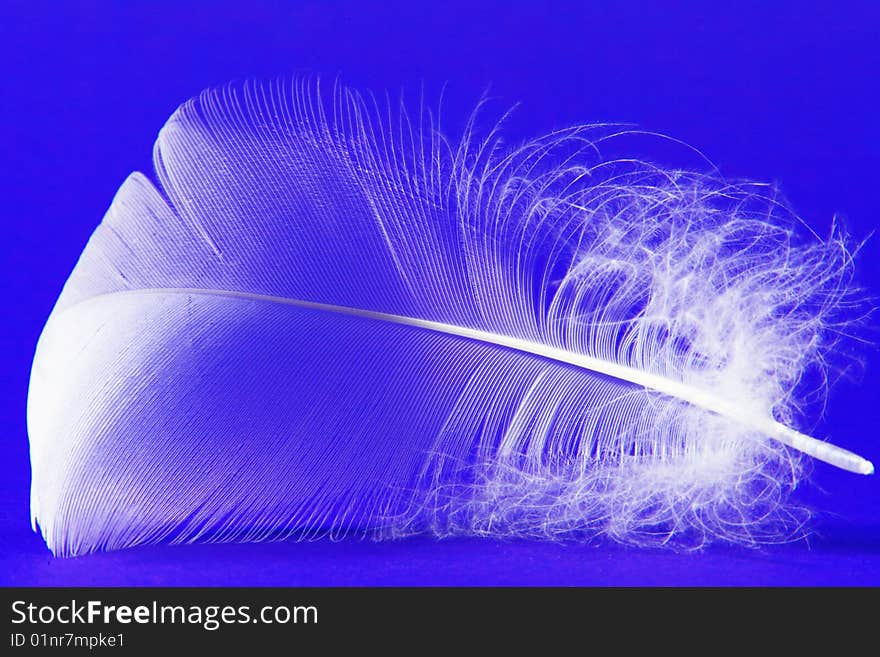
[[27, 79, 872, 556]]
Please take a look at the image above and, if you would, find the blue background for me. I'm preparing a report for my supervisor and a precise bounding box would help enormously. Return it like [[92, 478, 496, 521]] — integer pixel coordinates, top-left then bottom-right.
[[1, 0, 878, 585]]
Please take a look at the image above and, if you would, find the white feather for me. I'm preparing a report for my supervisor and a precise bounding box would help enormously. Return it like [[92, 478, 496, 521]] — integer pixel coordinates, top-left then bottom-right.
[[27, 78, 871, 556]]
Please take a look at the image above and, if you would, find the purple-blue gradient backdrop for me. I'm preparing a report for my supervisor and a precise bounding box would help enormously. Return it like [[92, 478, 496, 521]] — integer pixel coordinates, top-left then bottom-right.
[[1, 1, 878, 585]]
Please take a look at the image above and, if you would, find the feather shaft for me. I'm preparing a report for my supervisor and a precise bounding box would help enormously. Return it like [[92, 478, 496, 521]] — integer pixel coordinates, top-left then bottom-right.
[[67, 286, 873, 475]]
